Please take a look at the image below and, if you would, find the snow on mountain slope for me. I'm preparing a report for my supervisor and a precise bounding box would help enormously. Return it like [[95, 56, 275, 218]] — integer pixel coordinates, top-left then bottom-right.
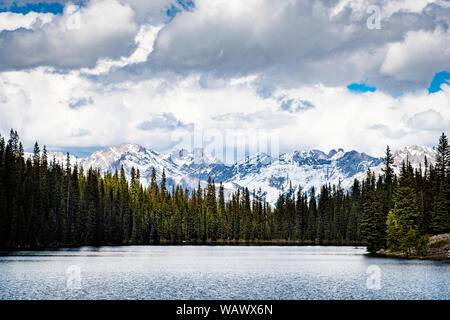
[[370, 145, 437, 178], [392, 145, 436, 168], [24, 151, 78, 166], [79, 143, 182, 187], [25, 143, 437, 206], [165, 148, 222, 167], [224, 149, 384, 205]]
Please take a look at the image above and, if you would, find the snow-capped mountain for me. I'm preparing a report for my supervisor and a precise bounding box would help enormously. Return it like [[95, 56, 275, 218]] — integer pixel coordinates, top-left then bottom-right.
[[25, 144, 437, 206], [370, 145, 437, 179], [80, 143, 181, 187], [221, 149, 384, 204]]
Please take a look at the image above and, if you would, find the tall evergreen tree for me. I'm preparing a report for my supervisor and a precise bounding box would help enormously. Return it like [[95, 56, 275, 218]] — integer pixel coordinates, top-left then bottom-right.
[[386, 162, 421, 255], [436, 133, 449, 180]]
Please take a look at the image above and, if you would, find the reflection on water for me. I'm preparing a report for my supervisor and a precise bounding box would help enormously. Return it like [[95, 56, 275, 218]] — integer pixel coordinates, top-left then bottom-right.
[[0, 246, 448, 300]]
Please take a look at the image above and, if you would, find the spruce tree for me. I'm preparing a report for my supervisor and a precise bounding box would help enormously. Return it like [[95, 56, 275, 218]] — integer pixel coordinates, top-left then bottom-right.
[[306, 187, 317, 241], [431, 132, 450, 234], [360, 170, 383, 253], [436, 133, 449, 180], [218, 182, 225, 239], [346, 179, 361, 241], [431, 182, 449, 234], [386, 162, 421, 255]]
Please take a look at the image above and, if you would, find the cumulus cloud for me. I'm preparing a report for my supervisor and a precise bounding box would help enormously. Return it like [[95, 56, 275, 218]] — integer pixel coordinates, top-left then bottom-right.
[[211, 109, 295, 130], [80, 24, 163, 75], [279, 98, 315, 113], [0, 65, 449, 158], [144, 0, 450, 93], [1, 0, 449, 93], [0, 0, 449, 159], [0, 11, 55, 31], [369, 123, 407, 139], [69, 96, 93, 109], [331, 0, 441, 18], [0, 0, 139, 70], [137, 112, 194, 131], [407, 109, 449, 131], [381, 27, 450, 82]]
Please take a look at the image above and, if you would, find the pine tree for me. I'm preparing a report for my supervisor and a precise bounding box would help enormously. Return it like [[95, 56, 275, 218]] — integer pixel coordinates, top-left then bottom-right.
[[382, 146, 395, 221], [431, 132, 450, 234], [160, 168, 167, 202], [346, 179, 360, 241], [360, 170, 383, 253], [306, 187, 317, 241], [218, 182, 226, 239], [0, 133, 6, 248], [65, 153, 73, 243], [386, 162, 421, 255], [382, 146, 395, 185], [436, 133, 449, 180], [243, 187, 252, 240], [295, 186, 306, 240], [431, 182, 449, 233]]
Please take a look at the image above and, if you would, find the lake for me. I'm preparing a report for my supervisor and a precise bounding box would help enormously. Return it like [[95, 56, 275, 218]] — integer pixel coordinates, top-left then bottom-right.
[[0, 246, 448, 300]]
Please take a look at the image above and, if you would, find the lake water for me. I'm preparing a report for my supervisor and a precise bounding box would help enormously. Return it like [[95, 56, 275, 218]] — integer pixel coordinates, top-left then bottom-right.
[[0, 246, 448, 300]]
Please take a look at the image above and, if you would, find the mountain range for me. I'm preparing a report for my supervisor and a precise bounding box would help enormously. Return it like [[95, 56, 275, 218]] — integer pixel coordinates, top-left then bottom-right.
[[32, 144, 437, 205]]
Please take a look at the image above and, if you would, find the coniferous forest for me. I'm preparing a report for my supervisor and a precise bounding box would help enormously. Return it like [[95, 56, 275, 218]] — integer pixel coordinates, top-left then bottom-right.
[[0, 129, 449, 255]]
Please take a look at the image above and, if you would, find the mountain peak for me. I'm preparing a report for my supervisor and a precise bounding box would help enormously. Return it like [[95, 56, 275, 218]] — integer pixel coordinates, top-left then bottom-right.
[[392, 145, 436, 166], [35, 143, 437, 206], [115, 142, 146, 154], [368, 144, 437, 181], [166, 147, 222, 167], [328, 148, 345, 160]]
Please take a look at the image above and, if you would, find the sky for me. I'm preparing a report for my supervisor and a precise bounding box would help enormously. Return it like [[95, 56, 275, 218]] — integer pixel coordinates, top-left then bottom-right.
[[0, 0, 449, 161]]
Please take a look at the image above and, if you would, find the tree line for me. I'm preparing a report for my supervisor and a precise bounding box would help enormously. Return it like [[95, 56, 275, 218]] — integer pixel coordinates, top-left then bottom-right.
[[274, 133, 449, 254], [0, 130, 448, 253]]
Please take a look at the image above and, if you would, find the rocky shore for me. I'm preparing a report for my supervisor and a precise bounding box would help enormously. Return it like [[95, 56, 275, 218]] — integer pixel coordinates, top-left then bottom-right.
[[376, 233, 450, 260]]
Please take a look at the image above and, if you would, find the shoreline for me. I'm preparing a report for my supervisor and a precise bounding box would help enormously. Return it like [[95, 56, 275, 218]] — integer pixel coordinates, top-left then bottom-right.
[[2, 234, 448, 261], [375, 233, 450, 261], [0, 239, 366, 252], [373, 251, 449, 261]]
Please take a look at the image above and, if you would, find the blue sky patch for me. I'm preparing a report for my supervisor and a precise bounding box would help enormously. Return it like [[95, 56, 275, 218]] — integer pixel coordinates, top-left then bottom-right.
[[0, 2, 64, 14], [428, 71, 450, 93], [166, 0, 194, 19], [347, 83, 376, 93]]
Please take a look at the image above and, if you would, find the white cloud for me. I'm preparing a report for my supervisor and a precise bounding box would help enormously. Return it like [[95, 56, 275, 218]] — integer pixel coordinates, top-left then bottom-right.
[[1, 0, 449, 93], [271, 84, 450, 156], [117, 0, 187, 24], [1, 65, 448, 158], [143, 0, 450, 93], [0, 0, 139, 70], [80, 24, 163, 75], [0, 0, 449, 159], [331, 0, 440, 19], [407, 109, 449, 130], [0, 11, 55, 31], [381, 27, 450, 82]]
